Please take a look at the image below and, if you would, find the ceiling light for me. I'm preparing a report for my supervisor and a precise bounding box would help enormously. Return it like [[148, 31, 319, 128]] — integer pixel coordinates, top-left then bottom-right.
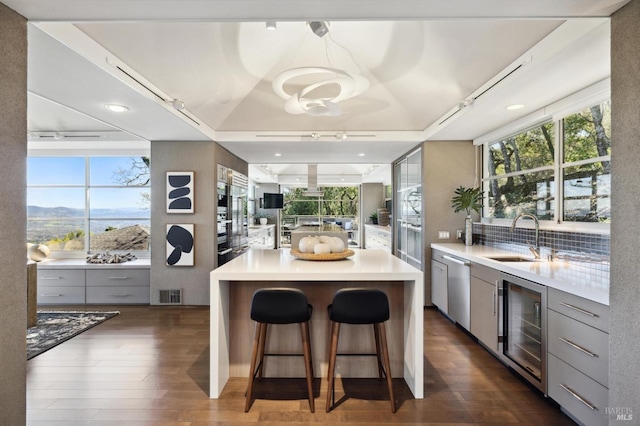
[[266, 21, 277, 31], [358, 153, 365, 157], [273, 67, 369, 117], [506, 104, 525, 111], [308, 21, 330, 38], [168, 99, 185, 110], [336, 132, 348, 140], [274, 153, 282, 157], [105, 104, 129, 112]]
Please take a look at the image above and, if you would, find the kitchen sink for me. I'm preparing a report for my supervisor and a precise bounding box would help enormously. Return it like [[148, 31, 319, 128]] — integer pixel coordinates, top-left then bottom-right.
[[485, 255, 540, 262]]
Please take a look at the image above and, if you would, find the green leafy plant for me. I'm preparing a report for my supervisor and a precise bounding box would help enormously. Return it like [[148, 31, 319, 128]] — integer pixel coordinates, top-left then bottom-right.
[[254, 211, 272, 219], [369, 212, 378, 224], [451, 186, 483, 216]]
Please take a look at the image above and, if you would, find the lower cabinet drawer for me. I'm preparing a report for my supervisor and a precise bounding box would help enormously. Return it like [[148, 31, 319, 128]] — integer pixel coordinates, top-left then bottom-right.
[[548, 354, 608, 426], [37, 286, 85, 304], [37, 269, 85, 287], [86, 285, 150, 304], [86, 269, 150, 287], [548, 309, 609, 387]]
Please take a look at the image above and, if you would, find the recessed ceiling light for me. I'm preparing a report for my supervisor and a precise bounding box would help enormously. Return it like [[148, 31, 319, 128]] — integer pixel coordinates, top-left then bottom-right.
[[506, 104, 525, 111], [266, 21, 277, 31], [358, 153, 365, 157], [105, 104, 129, 112], [274, 153, 282, 157]]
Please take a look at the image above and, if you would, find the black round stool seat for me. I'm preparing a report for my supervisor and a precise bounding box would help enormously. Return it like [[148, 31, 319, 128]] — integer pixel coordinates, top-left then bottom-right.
[[328, 288, 389, 324], [250, 288, 312, 324]]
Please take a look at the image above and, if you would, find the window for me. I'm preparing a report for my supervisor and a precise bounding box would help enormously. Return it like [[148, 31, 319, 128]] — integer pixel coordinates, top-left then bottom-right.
[[483, 100, 611, 225], [27, 156, 151, 254]]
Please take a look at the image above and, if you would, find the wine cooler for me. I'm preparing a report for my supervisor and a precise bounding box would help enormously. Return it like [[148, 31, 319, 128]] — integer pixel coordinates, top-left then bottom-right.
[[501, 272, 547, 393]]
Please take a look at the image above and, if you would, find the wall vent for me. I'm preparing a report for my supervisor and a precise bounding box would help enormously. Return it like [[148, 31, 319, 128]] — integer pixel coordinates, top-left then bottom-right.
[[159, 289, 182, 305]]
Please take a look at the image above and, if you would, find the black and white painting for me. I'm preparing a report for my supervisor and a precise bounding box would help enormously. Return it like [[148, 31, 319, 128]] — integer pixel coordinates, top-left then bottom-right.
[[166, 224, 194, 266], [166, 172, 194, 213]]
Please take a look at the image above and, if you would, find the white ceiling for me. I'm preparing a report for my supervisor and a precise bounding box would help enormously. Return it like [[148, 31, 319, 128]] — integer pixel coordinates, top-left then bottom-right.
[[7, 0, 625, 185]]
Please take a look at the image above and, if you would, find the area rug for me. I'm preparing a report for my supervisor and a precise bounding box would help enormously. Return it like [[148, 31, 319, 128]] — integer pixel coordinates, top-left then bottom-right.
[[26, 311, 119, 360]]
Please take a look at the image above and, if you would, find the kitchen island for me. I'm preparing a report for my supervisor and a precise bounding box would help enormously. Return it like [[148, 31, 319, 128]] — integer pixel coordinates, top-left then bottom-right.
[[209, 248, 424, 399]]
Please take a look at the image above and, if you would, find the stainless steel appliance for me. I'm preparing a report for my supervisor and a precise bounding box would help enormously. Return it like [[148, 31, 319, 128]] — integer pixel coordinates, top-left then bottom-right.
[[217, 165, 249, 267], [441, 254, 471, 331], [501, 272, 547, 393]]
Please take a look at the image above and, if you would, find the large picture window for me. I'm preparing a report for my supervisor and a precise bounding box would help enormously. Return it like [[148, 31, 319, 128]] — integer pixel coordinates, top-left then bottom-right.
[[27, 156, 151, 255], [483, 100, 611, 225]]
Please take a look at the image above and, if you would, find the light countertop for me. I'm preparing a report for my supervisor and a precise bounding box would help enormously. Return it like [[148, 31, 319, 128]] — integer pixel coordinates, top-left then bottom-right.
[[431, 243, 609, 306], [35, 258, 151, 269], [211, 248, 421, 281]]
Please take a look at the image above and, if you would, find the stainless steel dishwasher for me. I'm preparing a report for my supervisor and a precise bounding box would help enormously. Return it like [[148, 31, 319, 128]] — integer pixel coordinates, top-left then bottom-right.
[[441, 254, 471, 330]]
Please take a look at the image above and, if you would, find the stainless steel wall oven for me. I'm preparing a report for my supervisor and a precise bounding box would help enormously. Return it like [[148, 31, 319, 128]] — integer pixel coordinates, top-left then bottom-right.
[[501, 272, 547, 394], [217, 165, 248, 267]]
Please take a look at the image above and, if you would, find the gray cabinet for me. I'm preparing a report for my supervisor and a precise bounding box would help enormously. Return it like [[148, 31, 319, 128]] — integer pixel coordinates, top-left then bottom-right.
[[37, 269, 86, 304], [469, 263, 500, 354], [431, 259, 448, 314], [38, 264, 150, 305], [547, 288, 609, 426]]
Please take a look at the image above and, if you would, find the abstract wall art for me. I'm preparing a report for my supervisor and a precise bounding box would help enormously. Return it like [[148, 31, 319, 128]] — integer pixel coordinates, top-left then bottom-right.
[[166, 224, 194, 266], [166, 172, 194, 213]]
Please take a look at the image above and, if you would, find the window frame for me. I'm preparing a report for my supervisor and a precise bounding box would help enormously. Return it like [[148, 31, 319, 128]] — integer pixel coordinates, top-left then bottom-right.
[[480, 100, 611, 234], [27, 155, 151, 258]]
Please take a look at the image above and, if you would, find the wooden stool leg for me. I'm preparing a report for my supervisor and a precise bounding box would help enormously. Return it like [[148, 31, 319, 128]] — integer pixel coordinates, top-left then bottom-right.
[[377, 322, 396, 413], [257, 322, 268, 380], [245, 322, 263, 412], [300, 321, 315, 412], [373, 323, 384, 379], [325, 321, 340, 412]]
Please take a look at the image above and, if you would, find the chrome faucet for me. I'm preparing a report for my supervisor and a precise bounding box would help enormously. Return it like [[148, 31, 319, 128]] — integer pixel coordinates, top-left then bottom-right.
[[510, 213, 540, 259]]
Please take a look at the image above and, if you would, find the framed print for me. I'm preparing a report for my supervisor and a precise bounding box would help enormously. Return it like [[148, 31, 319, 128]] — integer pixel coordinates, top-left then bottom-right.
[[166, 224, 194, 266], [167, 172, 194, 213]]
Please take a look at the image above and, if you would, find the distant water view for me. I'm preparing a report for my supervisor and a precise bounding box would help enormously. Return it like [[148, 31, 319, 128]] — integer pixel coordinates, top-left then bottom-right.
[[27, 205, 150, 246]]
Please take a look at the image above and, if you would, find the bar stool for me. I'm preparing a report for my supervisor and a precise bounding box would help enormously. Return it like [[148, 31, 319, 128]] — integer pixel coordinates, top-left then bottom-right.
[[326, 288, 396, 412], [245, 288, 315, 412]]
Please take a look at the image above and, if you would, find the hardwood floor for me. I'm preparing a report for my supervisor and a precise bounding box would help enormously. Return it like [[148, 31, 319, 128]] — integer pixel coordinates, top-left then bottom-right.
[[26, 306, 576, 425]]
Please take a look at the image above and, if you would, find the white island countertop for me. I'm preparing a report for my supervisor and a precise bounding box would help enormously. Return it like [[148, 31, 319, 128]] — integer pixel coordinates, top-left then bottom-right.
[[431, 243, 609, 306], [210, 248, 424, 399]]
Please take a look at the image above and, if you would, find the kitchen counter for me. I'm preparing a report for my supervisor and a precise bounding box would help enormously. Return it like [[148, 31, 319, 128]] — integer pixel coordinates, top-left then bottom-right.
[[209, 248, 424, 399], [431, 243, 609, 305], [36, 258, 151, 269]]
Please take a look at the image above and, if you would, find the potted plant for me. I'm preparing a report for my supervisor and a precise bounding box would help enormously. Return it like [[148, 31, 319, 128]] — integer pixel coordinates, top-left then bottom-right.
[[451, 186, 483, 246], [254, 211, 271, 225], [369, 212, 378, 225]]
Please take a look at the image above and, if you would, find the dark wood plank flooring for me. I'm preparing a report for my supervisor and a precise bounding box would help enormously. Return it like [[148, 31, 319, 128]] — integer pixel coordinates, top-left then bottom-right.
[[26, 306, 576, 425]]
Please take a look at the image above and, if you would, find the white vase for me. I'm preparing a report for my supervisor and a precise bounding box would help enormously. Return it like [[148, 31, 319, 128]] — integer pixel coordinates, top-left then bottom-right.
[[259, 217, 268, 225], [465, 215, 473, 246]]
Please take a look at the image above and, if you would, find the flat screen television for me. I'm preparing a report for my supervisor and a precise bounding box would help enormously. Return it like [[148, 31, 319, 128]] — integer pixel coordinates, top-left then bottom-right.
[[263, 192, 284, 209]]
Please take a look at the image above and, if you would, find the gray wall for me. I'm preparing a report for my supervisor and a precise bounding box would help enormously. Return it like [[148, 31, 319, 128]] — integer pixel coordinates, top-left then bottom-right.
[[0, 3, 27, 424], [423, 141, 476, 305], [361, 182, 385, 224], [610, 0, 640, 421], [150, 141, 246, 305]]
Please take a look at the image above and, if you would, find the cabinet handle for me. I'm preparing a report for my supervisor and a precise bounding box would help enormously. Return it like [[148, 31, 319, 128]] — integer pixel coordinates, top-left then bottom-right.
[[111, 294, 131, 297], [492, 291, 496, 316], [41, 276, 62, 280], [559, 383, 597, 411], [558, 337, 597, 357], [42, 293, 63, 297], [558, 302, 598, 318], [108, 276, 129, 280], [442, 255, 470, 266]]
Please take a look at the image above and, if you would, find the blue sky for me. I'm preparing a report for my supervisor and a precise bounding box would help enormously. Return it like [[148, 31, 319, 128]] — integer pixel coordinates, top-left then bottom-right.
[[27, 157, 150, 210]]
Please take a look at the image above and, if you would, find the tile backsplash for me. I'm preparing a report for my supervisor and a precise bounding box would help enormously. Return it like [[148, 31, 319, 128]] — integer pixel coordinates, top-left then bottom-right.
[[473, 223, 610, 276]]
